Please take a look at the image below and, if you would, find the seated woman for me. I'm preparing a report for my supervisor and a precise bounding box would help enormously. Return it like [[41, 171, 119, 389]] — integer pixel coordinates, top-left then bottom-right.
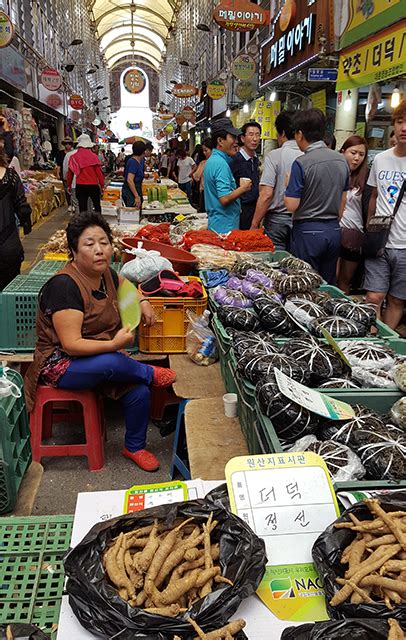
[[25, 212, 176, 472]]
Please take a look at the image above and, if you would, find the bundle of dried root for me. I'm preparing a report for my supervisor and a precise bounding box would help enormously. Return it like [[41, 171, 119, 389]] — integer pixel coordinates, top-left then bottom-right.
[[388, 619, 406, 639], [330, 499, 406, 609], [103, 514, 233, 615], [175, 617, 246, 639]]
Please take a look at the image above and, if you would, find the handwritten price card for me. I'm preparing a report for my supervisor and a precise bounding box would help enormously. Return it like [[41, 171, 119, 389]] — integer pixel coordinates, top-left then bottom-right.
[[225, 452, 339, 622], [124, 481, 188, 513]]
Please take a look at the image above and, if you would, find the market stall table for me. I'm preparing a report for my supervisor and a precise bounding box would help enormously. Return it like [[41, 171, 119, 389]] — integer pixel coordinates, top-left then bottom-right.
[[185, 397, 248, 480], [168, 355, 226, 479]]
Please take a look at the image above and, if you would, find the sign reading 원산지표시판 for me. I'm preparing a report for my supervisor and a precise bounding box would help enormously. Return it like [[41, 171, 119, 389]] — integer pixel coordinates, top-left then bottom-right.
[[337, 20, 406, 91]]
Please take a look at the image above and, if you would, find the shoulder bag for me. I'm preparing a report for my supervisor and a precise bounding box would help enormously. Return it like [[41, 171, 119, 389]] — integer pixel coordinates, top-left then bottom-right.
[[362, 179, 406, 259]]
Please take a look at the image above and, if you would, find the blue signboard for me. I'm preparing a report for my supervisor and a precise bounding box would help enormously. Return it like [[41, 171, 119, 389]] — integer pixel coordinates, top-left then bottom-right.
[[307, 68, 338, 82]]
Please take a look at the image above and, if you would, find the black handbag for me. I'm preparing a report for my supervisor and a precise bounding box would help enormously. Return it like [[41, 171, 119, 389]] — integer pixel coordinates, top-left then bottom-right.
[[362, 179, 406, 258]]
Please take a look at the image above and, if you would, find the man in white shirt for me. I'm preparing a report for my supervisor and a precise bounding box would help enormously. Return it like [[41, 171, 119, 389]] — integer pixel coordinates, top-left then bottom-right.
[[364, 101, 406, 329], [176, 149, 195, 204], [251, 112, 302, 250], [160, 150, 169, 177], [63, 145, 78, 213]]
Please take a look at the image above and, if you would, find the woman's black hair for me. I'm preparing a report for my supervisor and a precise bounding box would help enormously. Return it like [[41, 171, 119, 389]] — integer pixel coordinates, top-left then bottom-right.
[[132, 141, 147, 156], [202, 138, 213, 150], [66, 212, 113, 258]]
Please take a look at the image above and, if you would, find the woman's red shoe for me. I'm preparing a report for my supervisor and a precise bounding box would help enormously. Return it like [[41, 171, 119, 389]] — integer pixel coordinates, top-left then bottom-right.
[[151, 366, 177, 387], [122, 448, 160, 471]]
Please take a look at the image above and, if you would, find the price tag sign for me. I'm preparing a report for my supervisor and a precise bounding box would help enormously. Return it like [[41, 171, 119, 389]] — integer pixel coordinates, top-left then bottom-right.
[[274, 368, 355, 420], [124, 481, 188, 513], [226, 453, 339, 621]]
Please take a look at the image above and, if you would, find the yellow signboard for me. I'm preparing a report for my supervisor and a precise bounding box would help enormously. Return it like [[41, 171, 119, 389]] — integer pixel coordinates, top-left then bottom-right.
[[262, 101, 281, 140], [207, 80, 226, 100], [337, 20, 406, 91], [310, 89, 326, 114], [339, 0, 403, 49]]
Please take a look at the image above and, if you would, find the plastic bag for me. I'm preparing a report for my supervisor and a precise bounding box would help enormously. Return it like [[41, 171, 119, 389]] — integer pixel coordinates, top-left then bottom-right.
[[317, 377, 361, 390], [253, 296, 298, 336], [64, 499, 266, 639], [238, 352, 310, 385], [312, 496, 406, 621], [289, 436, 365, 482], [0, 625, 49, 639], [186, 310, 218, 366], [339, 341, 395, 371], [284, 299, 327, 326], [121, 248, 173, 284], [275, 271, 322, 295], [322, 299, 376, 327], [213, 288, 252, 308], [281, 619, 406, 639], [217, 306, 260, 331], [393, 362, 406, 392], [308, 316, 368, 338], [351, 366, 396, 389], [278, 256, 315, 272], [232, 332, 279, 360], [280, 338, 345, 385], [391, 397, 406, 429]]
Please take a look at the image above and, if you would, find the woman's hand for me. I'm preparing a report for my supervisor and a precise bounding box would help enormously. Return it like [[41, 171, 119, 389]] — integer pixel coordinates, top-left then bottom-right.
[[113, 325, 135, 350], [140, 300, 155, 327], [135, 197, 142, 209]]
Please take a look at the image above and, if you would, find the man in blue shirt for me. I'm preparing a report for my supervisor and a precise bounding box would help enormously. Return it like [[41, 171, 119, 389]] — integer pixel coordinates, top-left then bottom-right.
[[204, 118, 252, 234], [284, 109, 349, 284]]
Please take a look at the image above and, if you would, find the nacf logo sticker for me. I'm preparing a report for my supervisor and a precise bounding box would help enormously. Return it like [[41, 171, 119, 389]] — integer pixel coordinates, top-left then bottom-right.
[[270, 578, 295, 599]]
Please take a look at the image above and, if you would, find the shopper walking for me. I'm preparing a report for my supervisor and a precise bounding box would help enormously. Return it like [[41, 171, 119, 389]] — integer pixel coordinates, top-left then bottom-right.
[[63, 143, 78, 213], [0, 148, 32, 290], [192, 138, 213, 212], [67, 134, 104, 213], [204, 118, 252, 234], [122, 141, 146, 209], [285, 109, 350, 284], [160, 149, 169, 177], [363, 101, 406, 329], [56, 137, 74, 210], [336, 135, 368, 294], [176, 149, 195, 204], [231, 121, 261, 229], [251, 112, 302, 250]]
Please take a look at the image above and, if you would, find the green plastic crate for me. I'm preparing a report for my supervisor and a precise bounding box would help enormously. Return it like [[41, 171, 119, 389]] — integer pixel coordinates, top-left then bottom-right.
[[0, 515, 73, 638], [30, 260, 67, 275], [0, 369, 32, 514], [0, 278, 42, 351]]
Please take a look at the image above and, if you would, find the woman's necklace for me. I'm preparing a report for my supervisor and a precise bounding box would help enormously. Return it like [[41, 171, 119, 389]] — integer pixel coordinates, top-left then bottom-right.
[[73, 263, 108, 297]]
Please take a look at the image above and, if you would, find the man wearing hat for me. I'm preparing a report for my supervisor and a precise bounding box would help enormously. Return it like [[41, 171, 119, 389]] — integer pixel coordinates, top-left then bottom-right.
[[56, 137, 74, 210], [203, 118, 252, 234]]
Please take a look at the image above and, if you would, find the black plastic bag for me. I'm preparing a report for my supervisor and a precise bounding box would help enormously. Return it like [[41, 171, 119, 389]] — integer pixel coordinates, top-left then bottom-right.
[[281, 618, 406, 640], [312, 495, 406, 621], [253, 296, 298, 335], [0, 625, 49, 639], [217, 305, 260, 331], [322, 300, 376, 327], [238, 352, 310, 385], [64, 499, 266, 639], [308, 316, 368, 338], [280, 338, 345, 384]]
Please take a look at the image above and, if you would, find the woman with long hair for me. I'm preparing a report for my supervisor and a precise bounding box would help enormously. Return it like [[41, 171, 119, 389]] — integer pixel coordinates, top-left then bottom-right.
[[192, 138, 213, 212], [337, 135, 369, 294], [0, 146, 31, 290]]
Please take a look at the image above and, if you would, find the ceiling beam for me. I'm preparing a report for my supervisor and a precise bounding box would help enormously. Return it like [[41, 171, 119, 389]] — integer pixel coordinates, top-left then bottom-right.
[[95, 4, 171, 29], [103, 35, 162, 58]]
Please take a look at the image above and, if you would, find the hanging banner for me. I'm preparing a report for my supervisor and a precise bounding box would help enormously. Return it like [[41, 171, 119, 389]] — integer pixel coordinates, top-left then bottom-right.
[[336, 20, 406, 91], [69, 94, 84, 110], [310, 89, 326, 114], [213, 0, 270, 32], [338, 0, 403, 49], [41, 67, 62, 91], [158, 111, 175, 120], [207, 80, 226, 100], [262, 101, 281, 140], [123, 69, 146, 94], [231, 53, 256, 80], [251, 96, 265, 124], [172, 83, 199, 98], [235, 80, 254, 101], [0, 10, 14, 48]]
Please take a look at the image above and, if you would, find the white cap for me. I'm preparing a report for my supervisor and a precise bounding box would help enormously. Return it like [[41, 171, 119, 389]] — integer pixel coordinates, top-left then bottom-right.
[[76, 134, 94, 148]]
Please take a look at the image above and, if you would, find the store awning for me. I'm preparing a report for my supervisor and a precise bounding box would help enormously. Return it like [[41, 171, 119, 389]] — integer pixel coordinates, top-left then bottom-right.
[[91, 0, 180, 69]]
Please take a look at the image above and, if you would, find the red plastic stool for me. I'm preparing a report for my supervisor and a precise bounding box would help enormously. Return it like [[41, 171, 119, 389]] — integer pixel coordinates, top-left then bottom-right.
[[29, 386, 105, 471]]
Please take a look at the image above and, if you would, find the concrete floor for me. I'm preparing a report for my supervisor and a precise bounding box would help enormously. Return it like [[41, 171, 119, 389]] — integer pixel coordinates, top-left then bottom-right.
[[20, 206, 177, 516]]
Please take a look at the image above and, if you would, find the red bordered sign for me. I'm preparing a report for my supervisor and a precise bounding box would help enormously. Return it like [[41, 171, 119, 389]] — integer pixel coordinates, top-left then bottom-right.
[[69, 94, 84, 110], [41, 67, 62, 92]]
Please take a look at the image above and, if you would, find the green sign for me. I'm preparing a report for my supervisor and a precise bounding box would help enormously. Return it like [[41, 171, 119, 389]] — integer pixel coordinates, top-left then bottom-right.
[[338, 0, 404, 49]]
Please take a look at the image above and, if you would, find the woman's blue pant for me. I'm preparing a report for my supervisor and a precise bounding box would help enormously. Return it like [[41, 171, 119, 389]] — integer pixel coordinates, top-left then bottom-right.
[[57, 352, 154, 452]]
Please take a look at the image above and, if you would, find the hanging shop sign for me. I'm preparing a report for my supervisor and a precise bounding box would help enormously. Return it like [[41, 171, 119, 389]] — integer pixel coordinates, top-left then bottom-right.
[[262, 101, 281, 139], [158, 111, 175, 120], [232, 54, 256, 80], [260, 0, 332, 87], [41, 67, 62, 91], [0, 10, 14, 48], [164, 124, 174, 134], [126, 121, 142, 130], [181, 106, 195, 121], [172, 83, 199, 98], [310, 89, 326, 114], [338, 0, 403, 50], [307, 68, 338, 82], [235, 80, 254, 101], [46, 94, 63, 110], [207, 80, 226, 100], [123, 69, 146, 94], [213, 0, 270, 32], [69, 94, 84, 110], [70, 110, 80, 122], [336, 20, 406, 91]]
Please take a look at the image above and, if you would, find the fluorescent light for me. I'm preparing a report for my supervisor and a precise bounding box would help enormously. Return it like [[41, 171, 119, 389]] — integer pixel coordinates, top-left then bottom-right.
[[226, 107, 231, 117], [344, 90, 352, 112], [243, 101, 249, 113], [391, 86, 401, 109], [270, 90, 276, 102]]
